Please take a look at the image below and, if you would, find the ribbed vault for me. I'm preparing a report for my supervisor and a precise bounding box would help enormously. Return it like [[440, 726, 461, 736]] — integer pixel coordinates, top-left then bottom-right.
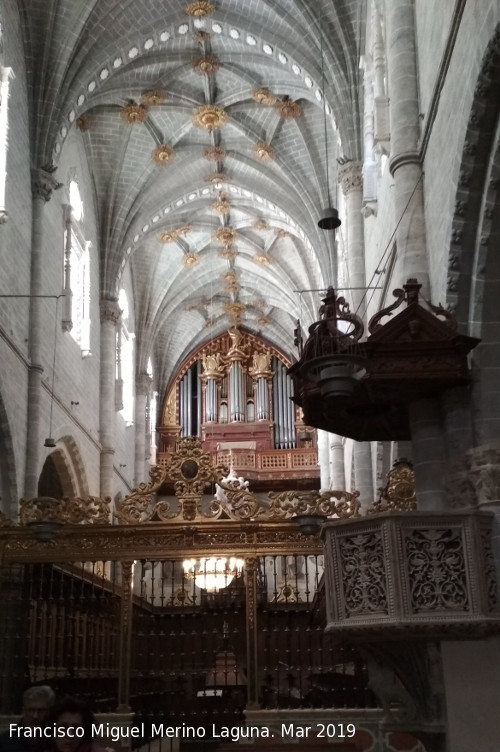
[[19, 0, 365, 382]]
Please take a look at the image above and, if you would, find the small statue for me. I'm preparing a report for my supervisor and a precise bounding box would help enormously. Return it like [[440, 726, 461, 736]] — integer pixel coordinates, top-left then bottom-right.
[[249, 351, 272, 377], [202, 352, 225, 378]]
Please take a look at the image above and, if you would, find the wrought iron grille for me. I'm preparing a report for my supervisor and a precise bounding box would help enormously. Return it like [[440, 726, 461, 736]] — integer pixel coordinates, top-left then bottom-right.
[[0, 554, 373, 746], [0, 561, 120, 713]]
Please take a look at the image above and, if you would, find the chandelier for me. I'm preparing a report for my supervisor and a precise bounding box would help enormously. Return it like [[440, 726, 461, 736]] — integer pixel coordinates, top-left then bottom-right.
[[183, 557, 244, 592]]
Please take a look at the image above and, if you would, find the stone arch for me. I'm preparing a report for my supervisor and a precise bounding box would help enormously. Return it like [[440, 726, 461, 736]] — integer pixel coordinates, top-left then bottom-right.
[[445, 26, 500, 446], [0, 389, 18, 517], [446, 25, 500, 326], [38, 436, 89, 500], [38, 451, 71, 499], [57, 435, 89, 496]]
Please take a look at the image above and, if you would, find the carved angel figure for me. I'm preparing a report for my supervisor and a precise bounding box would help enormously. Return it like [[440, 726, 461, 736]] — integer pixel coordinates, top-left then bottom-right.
[[202, 352, 225, 378], [249, 351, 272, 376]]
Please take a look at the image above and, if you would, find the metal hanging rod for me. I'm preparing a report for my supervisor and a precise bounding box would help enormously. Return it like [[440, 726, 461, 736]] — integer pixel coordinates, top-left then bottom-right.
[[293, 287, 382, 293]]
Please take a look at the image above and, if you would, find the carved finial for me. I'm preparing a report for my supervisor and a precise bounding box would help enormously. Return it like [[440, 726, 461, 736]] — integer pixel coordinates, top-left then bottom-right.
[[403, 279, 422, 305]]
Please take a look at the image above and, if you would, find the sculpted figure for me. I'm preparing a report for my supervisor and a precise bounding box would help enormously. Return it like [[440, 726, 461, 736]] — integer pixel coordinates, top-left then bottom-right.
[[250, 351, 272, 375], [202, 352, 225, 378]]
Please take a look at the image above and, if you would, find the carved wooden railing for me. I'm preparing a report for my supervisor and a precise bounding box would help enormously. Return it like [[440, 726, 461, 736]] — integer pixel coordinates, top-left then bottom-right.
[[157, 447, 319, 479], [322, 511, 500, 638]]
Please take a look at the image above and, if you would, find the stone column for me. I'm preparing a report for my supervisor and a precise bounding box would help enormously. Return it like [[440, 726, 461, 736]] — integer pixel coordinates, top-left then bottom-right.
[[409, 399, 447, 511], [329, 435, 345, 490], [441, 387, 474, 508], [373, 6, 390, 152], [317, 429, 331, 490], [135, 373, 152, 486], [99, 298, 121, 498], [386, 0, 428, 293], [354, 443, 374, 511], [337, 161, 374, 509], [24, 169, 61, 499], [338, 161, 365, 314], [441, 639, 500, 752], [466, 445, 500, 583]]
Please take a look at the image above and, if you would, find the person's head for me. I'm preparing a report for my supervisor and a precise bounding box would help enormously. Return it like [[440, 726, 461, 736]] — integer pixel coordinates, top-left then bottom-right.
[[45, 697, 95, 752], [22, 686, 55, 727]]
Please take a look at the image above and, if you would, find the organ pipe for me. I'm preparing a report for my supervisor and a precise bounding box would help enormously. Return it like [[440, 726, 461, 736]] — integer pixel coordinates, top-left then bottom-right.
[[196, 360, 202, 435], [229, 362, 245, 421], [205, 379, 217, 422], [175, 333, 296, 447], [186, 366, 192, 436], [277, 360, 284, 449], [286, 373, 296, 449]]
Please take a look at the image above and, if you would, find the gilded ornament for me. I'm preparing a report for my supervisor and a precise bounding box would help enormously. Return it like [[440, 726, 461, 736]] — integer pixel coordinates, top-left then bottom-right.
[[275, 99, 302, 119], [206, 172, 228, 183], [249, 351, 272, 377], [120, 104, 148, 124], [221, 270, 239, 291], [368, 459, 417, 514], [257, 315, 270, 326], [224, 302, 246, 322], [76, 115, 91, 131], [254, 142, 275, 161], [211, 196, 231, 214], [201, 352, 226, 379], [141, 90, 166, 106], [193, 55, 219, 75], [184, 1, 214, 16], [157, 225, 192, 243], [218, 245, 236, 260], [163, 388, 177, 425], [183, 252, 200, 267], [176, 225, 192, 236], [20, 495, 111, 526], [152, 144, 174, 164], [251, 88, 277, 106], [192, 104, 227, 130], [214, 226, 237, 244], [158, 231, 178, 243], [203, 146, 227, 161], [254, 252, 271, 265], [274, 227, 289, 237], [194, 30, 211, 41], [252, 218, 269, 231]]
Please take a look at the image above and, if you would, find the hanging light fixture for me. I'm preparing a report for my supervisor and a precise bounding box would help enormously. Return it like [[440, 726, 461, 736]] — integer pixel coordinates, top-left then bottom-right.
[[183, 556, 244, 592], [317, 9, 341, 231]]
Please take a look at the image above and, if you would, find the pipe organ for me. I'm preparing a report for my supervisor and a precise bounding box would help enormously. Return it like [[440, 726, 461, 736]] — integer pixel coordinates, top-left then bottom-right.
[[160, 328, 301, 453]]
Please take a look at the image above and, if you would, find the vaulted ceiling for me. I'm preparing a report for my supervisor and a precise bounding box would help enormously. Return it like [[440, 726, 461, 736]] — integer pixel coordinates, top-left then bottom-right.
[[20, 0, 365, 386]]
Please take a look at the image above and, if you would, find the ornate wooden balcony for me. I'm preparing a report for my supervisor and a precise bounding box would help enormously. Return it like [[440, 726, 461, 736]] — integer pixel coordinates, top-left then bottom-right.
[[322, 510, 500, 639], [158, 446, 319, 481]]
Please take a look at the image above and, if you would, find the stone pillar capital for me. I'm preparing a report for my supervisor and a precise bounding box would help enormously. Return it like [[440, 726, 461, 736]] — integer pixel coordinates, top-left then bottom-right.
[[31, 167, 62, 202], [338, 161, 363, 195], [100, 298, 122, 325], [136, 372, 153, 397]]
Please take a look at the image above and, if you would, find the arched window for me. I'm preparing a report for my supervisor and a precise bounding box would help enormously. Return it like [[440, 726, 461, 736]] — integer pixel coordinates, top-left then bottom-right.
[[117, 288, 135, 425], [147, 357, 157, 464], [0, 17, 13, 222], [63, 179, 91, 355]]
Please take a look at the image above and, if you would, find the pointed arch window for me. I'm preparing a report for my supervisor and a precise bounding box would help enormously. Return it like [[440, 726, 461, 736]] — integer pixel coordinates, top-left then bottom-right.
[[0, 16, 14, 223], [147, 356, 157, 465], [62, 180, 91, 355], [117, 288, 135, 426]]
